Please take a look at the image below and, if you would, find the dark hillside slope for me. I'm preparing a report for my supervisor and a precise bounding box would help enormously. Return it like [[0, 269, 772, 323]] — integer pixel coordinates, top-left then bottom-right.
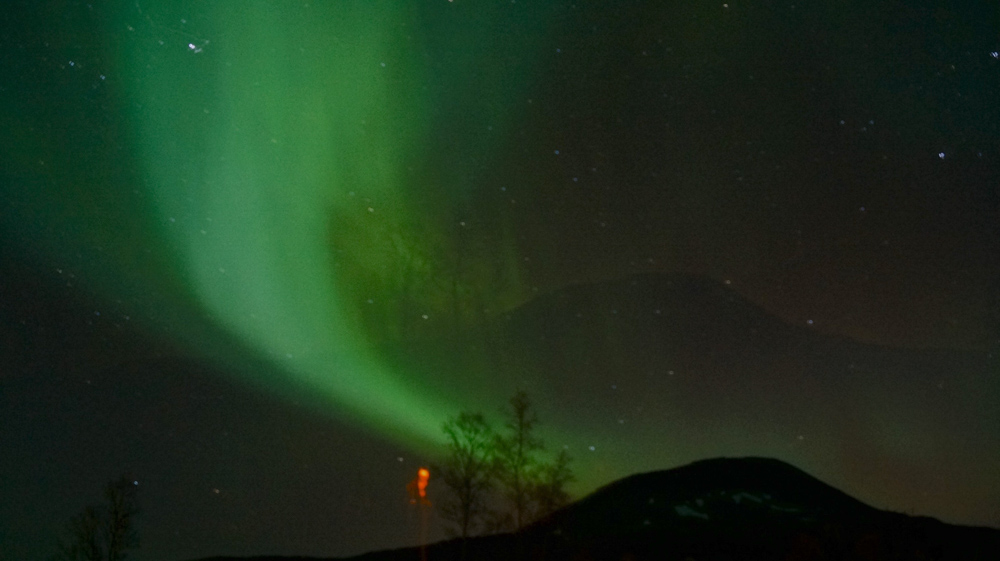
[[535, 456, 883, 541], [193, 457, 1000, 561], [520, 457, 998, 560]]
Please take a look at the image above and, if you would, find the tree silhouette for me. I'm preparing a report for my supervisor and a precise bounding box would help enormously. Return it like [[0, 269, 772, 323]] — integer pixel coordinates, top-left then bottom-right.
[[54, 506, 102, 561], [436, 412, 496, 539], [493, 390, 544, 531], [53, 475, 139, 561], [103, 476, 139, 561], [437, 392, 575, 538], [532, 448, 574, 519]]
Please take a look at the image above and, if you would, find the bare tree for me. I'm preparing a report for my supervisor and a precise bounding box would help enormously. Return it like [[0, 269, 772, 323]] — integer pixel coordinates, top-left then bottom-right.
[[437, 392, 576, 542], [493, 390, 544, 531], [54, 506, 102, 561], [437, 412, 496, 538], [53, 475, 139, 561], [532, 448, 574, 519], [104, 476, 139, 561]]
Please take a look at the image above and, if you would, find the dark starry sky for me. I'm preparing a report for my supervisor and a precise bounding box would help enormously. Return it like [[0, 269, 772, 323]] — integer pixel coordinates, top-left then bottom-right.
[[1, 1, 999, 561]]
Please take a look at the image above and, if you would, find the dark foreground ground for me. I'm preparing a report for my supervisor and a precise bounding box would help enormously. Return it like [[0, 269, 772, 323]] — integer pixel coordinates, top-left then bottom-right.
[[193, 457, 1000, 561]]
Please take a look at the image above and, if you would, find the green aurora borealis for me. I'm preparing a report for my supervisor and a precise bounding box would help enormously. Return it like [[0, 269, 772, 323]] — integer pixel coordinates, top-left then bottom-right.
[[125, 0, 459, 448], [11, 0, 552, 448], [3, 1, 999, 559]]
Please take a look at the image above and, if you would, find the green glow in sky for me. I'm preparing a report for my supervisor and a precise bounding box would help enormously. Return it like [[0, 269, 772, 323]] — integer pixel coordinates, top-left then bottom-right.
[[119, 1, 517, 446], [0, 0, 823, 490], [0, 0, 656, 491], [5, 6, 1000, 550]]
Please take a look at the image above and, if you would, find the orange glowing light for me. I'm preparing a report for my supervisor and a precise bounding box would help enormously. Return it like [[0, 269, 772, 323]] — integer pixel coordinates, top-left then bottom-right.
[[417, 468, 429, 498], [407, 467, 431, 505]]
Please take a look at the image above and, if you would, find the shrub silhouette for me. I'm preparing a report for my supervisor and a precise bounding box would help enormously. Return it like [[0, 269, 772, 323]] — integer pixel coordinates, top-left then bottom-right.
[[53, 475, 139, 561]]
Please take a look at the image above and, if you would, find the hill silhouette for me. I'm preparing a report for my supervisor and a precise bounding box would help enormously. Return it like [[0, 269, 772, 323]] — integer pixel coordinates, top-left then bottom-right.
[[191, 457, 1000, 561], [399, 274, 995, 500]]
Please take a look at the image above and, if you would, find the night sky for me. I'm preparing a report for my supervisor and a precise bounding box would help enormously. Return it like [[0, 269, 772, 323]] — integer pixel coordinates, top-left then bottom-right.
[[2, 1, 999, 560]]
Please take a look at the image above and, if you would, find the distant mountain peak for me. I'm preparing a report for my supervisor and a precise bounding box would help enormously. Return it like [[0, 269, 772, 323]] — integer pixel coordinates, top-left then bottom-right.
[[492, 271, 814, 369], [516, 272, 786, 328]]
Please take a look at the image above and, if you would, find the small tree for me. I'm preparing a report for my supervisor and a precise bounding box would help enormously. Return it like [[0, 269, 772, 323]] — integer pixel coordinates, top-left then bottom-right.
[[493, 390, 544, 530], [55, 506, 102, 561], [437, 392, 576, 539], [437, 412, 496, 538], [532, 448, 574, 519], [103, 476, 139, 561], [54, 475, 139, 561]]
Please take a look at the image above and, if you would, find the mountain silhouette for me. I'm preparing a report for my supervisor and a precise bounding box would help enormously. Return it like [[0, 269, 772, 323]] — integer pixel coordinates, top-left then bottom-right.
[[382, 272, 998, 547], [191, 457, 1000, 561], [472, 272, 993, 446], [490, 272, 982, 366], [533, 456, 881, 541]]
